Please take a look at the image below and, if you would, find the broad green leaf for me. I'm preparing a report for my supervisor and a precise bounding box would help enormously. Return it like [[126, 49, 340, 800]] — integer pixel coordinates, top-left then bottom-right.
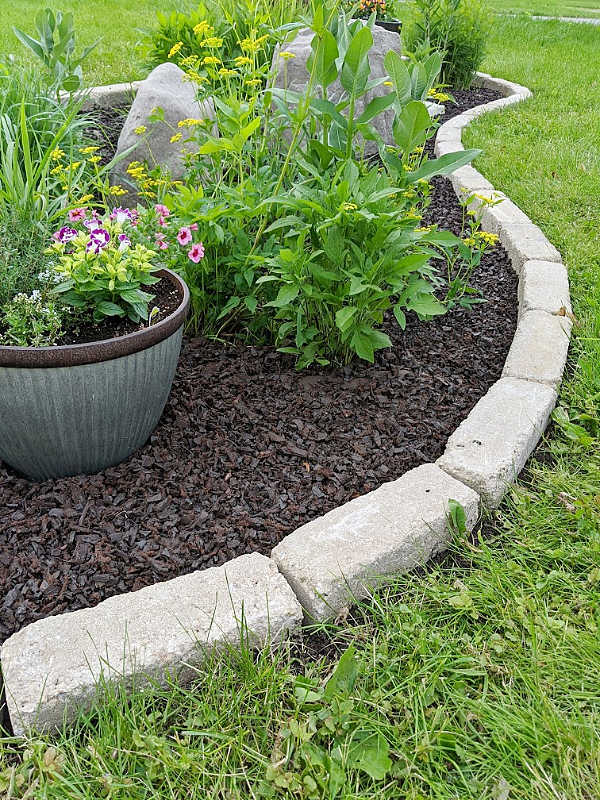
[[244, 295, 258, 313], [357, 93, 395, 125], [340, 26, 373, 96], [266, 284, 300, 308], [408, 294, 447, 316], [307, 29, 339, 90], [335, 305, 357, 332], [406, 149, 481, 182], [393, 305, 406, 329], [384, 50, 411, 106], [392, 100, 431, 153], [324, 645, 358, 698], [97, 301, 125, 317], [347, 733, 392, 780]]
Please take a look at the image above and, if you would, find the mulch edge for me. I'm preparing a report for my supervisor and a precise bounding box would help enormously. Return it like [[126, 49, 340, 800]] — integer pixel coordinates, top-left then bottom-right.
[[1, 72, 572, 736]]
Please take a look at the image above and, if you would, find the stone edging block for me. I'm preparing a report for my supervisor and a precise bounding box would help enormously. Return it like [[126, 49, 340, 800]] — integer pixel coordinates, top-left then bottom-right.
[[1, 553, 302, 735], [519, 260, 571, 316], [502, 309, 572, 388], [271, 464, 480, 621], [437, 378, 557, 507]]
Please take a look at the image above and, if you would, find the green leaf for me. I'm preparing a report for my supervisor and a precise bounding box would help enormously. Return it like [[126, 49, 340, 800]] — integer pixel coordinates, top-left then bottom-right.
[[324, 645, 359, 699], [335, 306, 357, 332], [408, 294, 446, 317], [340, 26, 373, 97], [306, 29, 339, 90], [384, 50, 411, 106], [393, 305, 406, 329], [406, 149, 481, 182], [266, 284, 300, 308], [347, 733, 392, 780], [392, 100, 431, 153], [244, 295, 258, 313], [96, 301, 125, 317], [216, 294, 241, 320], [357, 93, 395, 125]]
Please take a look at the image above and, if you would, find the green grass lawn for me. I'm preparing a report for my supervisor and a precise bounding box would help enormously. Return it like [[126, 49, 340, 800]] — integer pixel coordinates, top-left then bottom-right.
[[489, 0, 600, 18], [1, 13, 600, 800], [0, 0, 195, 86]]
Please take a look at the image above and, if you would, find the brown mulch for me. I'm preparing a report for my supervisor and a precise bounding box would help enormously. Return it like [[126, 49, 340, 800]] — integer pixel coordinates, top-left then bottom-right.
[[0, 86, 513, 647]]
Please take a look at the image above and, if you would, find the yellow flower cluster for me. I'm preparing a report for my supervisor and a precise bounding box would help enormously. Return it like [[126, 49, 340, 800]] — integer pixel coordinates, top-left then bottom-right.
[[178, 118, 204, 127], [193, 21, 212, 37], [199, 36, 223, 48], [428, 88, 452, 102], [168, 41, 183, 58], [476, 230, 499, 246], [240, 34, 269, 53]]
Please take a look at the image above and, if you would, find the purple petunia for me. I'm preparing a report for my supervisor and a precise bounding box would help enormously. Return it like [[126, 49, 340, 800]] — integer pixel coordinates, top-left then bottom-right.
[[109, 207, 139, 226], [86, 227, 111, 254], [52, 225, 78, 243], [118, 233, 131, 251]]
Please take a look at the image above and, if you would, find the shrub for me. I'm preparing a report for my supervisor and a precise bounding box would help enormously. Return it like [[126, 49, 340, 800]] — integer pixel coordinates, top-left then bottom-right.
[[141, 0, 306, 77], [403, 0, 492, 89], [128, 13, 487, 368]]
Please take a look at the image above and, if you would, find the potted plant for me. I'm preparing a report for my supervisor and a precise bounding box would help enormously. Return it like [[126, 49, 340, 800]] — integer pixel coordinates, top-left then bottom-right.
[[0, 206, 192, 481], [355, 0, 403, 34]]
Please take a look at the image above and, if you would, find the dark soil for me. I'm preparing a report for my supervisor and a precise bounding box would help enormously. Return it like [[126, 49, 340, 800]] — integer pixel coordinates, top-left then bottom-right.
[[57, 275, 181, 346], [0, 86, 513, 647]]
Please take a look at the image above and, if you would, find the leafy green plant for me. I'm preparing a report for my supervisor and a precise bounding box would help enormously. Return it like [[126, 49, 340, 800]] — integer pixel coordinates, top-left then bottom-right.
[[141, 0, 305, 77], [48, 210, 161, 323], [266, 645, 393, 796], [403, 0, 491, 89], [136, 7, 480, 367], [12, 8, 99, 97], [0, 290, 65, 347]]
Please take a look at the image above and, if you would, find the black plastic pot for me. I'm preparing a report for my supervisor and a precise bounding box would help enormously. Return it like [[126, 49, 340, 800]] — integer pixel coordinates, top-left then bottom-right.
[[374, 19, 402, 34]]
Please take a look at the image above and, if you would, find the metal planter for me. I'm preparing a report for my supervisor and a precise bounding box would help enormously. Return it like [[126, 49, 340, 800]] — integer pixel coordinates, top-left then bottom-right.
[[0, 269, 189, 481]]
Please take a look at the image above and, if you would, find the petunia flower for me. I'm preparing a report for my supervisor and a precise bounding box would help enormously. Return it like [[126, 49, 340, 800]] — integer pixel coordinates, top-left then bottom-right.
[[188, 242, 205, 263], [52, 225, 78, 243], [86, 227, 110, 254], [155, 204, 170, 218], [177, 227, 193, 246], [68, 208, 87, 222], [118, 233, 131, 251]]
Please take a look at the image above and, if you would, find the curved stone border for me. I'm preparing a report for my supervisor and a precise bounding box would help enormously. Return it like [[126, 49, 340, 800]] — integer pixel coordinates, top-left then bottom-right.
[[1, 73, 571, 735]]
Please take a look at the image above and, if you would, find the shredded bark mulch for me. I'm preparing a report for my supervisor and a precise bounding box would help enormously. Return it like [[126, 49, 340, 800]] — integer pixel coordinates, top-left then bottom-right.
[[0, 86, 513, 647]]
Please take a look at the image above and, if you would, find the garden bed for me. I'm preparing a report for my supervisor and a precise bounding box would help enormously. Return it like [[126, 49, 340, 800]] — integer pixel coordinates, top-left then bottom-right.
[[0, 85, 517, 647]]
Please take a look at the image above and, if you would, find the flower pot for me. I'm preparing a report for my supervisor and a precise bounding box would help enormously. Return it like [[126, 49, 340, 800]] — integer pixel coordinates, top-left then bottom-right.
[[374, 19, 402, 34], [0, 269, 189, 481]]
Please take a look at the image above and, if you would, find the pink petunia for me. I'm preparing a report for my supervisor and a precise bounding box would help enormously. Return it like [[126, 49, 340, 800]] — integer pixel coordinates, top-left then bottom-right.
[[177, 226, 193, 246], [190, 223, 198, 231], [188, 242, 205, 263], [157, 215, 169, 227], [155, 204, 170, 218], [155, 232, 169, 250], [68, 207, 87, 222]]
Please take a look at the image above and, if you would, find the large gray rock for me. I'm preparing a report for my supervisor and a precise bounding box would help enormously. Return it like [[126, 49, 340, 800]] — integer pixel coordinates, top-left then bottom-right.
[[1, 553, 302, 735], [112, 62, 215, 197], [272, 25, 402, 152]]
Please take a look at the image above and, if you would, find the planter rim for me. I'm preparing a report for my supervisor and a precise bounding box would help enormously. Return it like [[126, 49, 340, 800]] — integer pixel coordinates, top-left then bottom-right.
[[0, 268, 189, 369]]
